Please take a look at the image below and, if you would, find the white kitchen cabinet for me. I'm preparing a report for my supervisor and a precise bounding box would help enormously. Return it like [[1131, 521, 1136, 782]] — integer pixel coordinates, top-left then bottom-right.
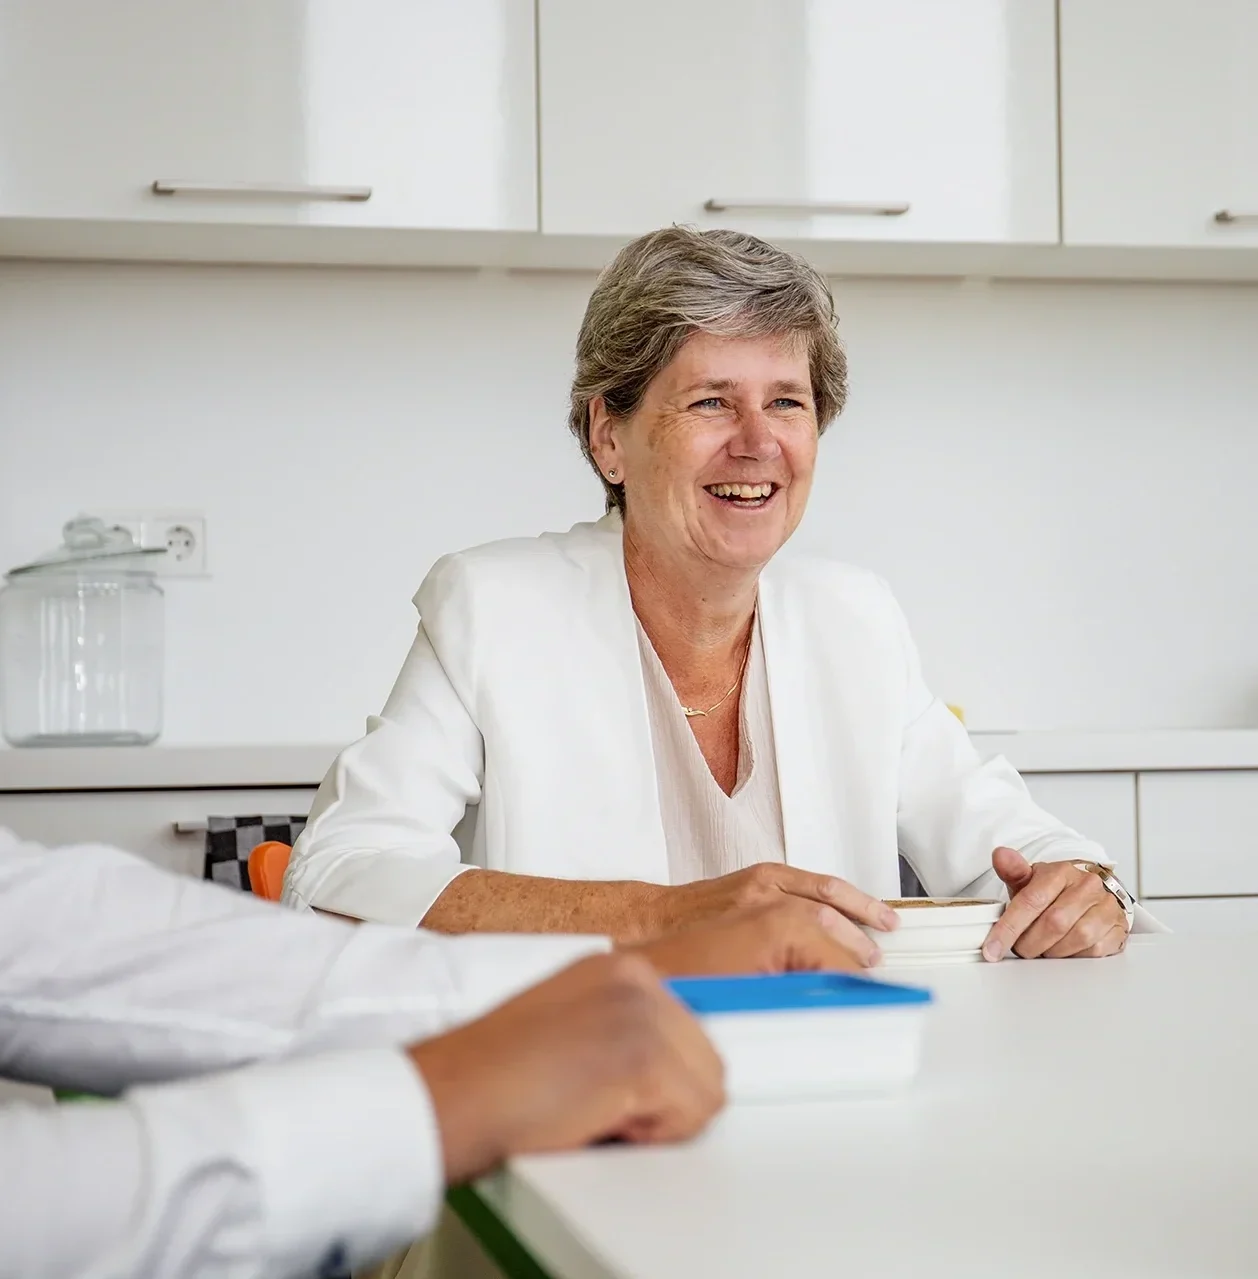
[[1139, 896, 1258, 937], [1137, 771, 1258, 898], [0, 788, 317, 877], [0, 0, 536, 230], [538, 0, 1059, 243], [1060, 0, 1258, 247], [1021, 772, 1140, 897]]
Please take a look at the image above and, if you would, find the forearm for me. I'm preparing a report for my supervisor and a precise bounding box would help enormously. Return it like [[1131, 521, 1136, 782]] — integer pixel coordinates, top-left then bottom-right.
[[422, 868, 666, 943]]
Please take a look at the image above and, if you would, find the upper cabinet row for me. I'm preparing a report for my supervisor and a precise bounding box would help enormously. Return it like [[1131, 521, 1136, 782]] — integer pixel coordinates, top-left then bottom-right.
[[539, 0, 1058, 244], [1061, 0, 1258, 247], [0, 0, 540, 231], [0, 0, 1255, 252]]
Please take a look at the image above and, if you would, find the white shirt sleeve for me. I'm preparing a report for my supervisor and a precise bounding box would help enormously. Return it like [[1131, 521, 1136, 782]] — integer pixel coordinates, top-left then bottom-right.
[[886, 592, 1165, 933], [284, 617, 487, 928], [1, 1050, 442, 1279], [0, 828, 609, 1277]]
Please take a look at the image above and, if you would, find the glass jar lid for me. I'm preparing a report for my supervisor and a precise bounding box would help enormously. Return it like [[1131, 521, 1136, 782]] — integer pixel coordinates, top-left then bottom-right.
[[5, 516, 165, 581]]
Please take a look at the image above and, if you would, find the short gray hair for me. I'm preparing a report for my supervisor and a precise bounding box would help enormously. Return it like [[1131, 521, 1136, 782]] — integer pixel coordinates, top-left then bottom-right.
[[568, 225, 848, 514]]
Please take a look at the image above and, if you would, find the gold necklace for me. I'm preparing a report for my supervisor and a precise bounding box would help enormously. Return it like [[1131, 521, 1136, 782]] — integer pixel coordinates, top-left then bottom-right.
[[680, 629, 753, 719]]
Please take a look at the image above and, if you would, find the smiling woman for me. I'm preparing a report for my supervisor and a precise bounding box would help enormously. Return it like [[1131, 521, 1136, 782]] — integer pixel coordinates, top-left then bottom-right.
[[566, 226, 846, 521], [594, 330, 818, 580], [283, 225, 1151, 971]]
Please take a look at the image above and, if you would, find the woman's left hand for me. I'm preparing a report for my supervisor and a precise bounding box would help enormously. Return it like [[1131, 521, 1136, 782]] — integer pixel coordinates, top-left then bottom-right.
[[981, 847, 1129, 962]]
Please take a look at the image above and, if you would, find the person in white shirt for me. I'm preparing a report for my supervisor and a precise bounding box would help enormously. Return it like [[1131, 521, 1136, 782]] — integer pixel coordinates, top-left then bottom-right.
[[0, 827, 855, 1279]]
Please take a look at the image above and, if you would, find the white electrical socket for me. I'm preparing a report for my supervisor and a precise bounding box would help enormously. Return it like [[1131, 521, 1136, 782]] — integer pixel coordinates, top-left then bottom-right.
[[91, 511, 209, 577]]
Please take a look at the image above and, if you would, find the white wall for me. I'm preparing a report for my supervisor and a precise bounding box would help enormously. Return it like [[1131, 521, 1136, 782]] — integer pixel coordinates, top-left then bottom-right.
[[2, 259, 1257, 744]]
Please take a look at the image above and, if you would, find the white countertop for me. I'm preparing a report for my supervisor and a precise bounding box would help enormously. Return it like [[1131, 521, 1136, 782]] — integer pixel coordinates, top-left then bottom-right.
[[0, 744, 340, 792], [478, 935, 1258, 1279], [971, 729, 1258, 772], [3, 731, 1258, 792]]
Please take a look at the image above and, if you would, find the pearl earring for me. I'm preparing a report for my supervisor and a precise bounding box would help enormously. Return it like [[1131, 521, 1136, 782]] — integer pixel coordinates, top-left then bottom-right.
[[607, 469, 618, 481]]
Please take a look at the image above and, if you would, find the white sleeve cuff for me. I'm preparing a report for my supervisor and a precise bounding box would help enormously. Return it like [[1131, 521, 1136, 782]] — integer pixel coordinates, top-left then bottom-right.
[[432, 933, 612, 1024], [244, 1049, 442, 1275], [1131, 902, 1170, 935], [133, 1049, 443, 1278], [291, 852, 474, 929]]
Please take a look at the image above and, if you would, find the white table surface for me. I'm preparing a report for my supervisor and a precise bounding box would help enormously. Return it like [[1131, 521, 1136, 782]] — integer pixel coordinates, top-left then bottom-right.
[[478, 935, 1258, 1279]]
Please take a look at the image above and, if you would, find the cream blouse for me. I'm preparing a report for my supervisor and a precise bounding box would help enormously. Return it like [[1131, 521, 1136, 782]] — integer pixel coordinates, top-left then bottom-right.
[[634, 614, 786, 884]]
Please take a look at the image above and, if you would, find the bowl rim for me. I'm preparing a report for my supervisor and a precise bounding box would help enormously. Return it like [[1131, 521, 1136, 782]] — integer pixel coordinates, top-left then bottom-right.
[[880, 898, 1005, 930]]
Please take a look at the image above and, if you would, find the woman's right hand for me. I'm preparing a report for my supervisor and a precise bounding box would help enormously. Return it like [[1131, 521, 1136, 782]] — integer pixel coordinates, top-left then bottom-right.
[[647, 863, 898, 967]]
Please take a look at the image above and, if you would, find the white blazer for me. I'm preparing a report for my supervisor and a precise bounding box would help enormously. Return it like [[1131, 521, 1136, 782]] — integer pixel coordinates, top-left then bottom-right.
[[285, 515, 1129, 929]]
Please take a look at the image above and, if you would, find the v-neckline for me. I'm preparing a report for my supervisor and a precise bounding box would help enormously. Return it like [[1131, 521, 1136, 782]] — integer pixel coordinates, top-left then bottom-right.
[[634, 615, 760, 799]]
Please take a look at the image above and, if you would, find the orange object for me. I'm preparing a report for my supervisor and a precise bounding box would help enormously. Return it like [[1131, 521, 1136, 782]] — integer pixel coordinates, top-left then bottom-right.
[[248, 841, 292, 901]]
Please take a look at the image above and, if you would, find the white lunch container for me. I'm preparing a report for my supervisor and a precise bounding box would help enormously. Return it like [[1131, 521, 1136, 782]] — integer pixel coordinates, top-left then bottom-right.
[[668, 972, 933, 1103]]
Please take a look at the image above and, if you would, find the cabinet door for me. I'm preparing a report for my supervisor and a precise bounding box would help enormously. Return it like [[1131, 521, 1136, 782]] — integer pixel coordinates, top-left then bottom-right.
[[0, 788, 317, 877], [539, 0, 1058, 243], [1140, 897, 1258, 937], [0, 0, 536, 229], [1137, 771, 1258, 898], [1021, 772, 1140, 897], [1060, 0, 1258, 247]]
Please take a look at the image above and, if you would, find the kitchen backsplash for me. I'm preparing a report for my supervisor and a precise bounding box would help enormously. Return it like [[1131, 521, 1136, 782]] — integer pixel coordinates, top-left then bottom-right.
[[2, 260, 1257, 743]]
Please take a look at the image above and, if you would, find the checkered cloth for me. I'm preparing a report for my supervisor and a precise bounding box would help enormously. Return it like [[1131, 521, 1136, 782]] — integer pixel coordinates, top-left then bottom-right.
[[202, 815, 307, 893]]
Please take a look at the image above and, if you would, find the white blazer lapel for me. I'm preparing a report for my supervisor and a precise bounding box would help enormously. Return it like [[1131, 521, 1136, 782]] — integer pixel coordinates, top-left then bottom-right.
[[758, 569, 847, 878], [557, 517, 670, 885]]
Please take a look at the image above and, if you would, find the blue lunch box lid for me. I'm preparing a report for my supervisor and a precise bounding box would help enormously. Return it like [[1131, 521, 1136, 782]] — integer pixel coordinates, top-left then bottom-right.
[[667, 971, 933, 1014]]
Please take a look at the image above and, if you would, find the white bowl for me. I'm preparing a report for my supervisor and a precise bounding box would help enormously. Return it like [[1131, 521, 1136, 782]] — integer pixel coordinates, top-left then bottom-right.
[[862, 898, 1005, 967]]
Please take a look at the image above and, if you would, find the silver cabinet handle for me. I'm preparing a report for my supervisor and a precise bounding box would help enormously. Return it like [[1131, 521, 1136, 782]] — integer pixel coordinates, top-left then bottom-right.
[[703, 198, 910, 217], [1214, 210, 1258, 225], [173, 819, 208, 835], [152, 180, 372, 202]]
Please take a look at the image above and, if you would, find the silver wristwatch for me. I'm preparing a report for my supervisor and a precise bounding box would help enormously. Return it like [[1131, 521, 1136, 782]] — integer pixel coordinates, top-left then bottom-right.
[[1072, 861, 1135, 931]]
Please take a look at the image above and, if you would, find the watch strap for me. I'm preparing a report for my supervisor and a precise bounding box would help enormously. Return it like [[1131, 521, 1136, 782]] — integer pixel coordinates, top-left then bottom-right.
[[1072, 860, 1135, 930]]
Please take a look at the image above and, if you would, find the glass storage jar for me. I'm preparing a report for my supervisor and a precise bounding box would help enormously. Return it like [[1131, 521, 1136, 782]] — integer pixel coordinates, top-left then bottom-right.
[[0, 519, 165, 747]]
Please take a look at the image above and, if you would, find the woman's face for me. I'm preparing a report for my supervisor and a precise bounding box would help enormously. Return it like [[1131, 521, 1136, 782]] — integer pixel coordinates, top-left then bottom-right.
[[592, 331, 819, 575]]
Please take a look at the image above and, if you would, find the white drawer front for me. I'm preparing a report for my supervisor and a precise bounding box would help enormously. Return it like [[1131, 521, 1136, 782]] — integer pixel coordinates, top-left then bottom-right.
[[1142, 897, 1258, 937], [1021, 772, 1139, 896], [0, 789, 317, 878], [1138, 771, 1258, 897]]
